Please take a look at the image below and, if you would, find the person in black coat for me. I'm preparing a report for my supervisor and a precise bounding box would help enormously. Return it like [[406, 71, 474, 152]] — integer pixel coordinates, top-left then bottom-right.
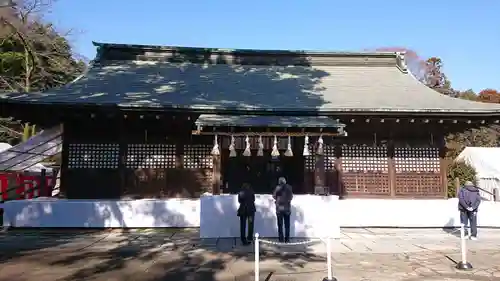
[[273, 177, 293, 243], [237, 183, 256, 245]]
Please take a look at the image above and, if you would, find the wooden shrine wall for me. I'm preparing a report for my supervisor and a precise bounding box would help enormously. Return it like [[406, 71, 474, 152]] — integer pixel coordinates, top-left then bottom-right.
[[341, 145, 390, 195], [338, 145, 444, 198], [61, 119, 446, 199], [301, 143, 445, 198], [62, 120, 216, 199], [393, 147, 442, 197], [122, 143, 213, 198], [66, 142, 214, 199]]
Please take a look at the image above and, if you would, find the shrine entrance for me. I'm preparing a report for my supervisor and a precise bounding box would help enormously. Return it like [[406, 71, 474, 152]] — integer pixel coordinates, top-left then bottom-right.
[[222, 150, 305, 194], [194, 115, 347, 195]]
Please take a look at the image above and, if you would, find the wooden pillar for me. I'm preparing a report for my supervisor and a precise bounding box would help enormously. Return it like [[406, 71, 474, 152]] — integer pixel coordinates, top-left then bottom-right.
[[314, 139, 325, 194], [212, 155, 221, 194], [314, 155, 325, 193], [455, 177, 460, 198], [175, 142, 184, 175], [439, 143, 448, 199], [388, 142, 396, 197], [334, 144, 344, 198], [59, 122, 69, 197], [118, 118, 127, 197]]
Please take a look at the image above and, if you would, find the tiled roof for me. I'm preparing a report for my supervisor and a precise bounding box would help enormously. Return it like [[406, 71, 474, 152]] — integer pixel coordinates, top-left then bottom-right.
[[2, 42, 500, 114]]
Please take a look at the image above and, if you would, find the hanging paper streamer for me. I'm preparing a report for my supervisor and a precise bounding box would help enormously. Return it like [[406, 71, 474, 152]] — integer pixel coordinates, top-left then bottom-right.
[[271, 135, 280, 157], [242, 135, 251, 156], [257, 135, 264, 156], [316, 135, 324, 155], [303, 135, 310, 156], [229, 135, 237, 157], [284, 136, 293, 157], [211, 134, 220, 156]]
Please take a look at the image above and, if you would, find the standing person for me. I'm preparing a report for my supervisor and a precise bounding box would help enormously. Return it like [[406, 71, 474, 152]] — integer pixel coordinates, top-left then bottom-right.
[[237, 183, 256, 245], [273, 177, 293, 243], [458, 180, 481, 240]]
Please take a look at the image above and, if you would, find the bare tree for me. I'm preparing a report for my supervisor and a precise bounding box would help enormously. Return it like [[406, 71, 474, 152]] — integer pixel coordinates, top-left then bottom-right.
[[0, 0, 85, 142], [1, 0, 85, 92]]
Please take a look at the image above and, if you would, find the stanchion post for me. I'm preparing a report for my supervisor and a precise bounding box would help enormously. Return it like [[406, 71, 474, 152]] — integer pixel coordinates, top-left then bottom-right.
[[323, 236, 336, 281], [456, 223, 473, 270], [254, 233, 259, 281]]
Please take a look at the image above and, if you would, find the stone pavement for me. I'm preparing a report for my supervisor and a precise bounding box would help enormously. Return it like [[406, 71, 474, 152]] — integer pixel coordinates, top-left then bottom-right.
[[0, 228, 500, 280]]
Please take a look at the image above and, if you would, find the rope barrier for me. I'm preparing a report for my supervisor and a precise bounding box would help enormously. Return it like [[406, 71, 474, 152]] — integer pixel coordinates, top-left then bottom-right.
[[254, 233, 336, 281], [258, 237, 320, 246]]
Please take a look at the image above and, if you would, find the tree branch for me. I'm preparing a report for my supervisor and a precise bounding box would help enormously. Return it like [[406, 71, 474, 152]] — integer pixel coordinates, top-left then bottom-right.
[[0, 16, 37, 92]]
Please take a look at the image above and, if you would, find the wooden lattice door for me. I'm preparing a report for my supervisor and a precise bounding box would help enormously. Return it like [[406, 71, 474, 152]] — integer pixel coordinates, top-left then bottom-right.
[[341, 145, 390, 195], [394, 147, 442, 197], [124, 143, 177, 197]]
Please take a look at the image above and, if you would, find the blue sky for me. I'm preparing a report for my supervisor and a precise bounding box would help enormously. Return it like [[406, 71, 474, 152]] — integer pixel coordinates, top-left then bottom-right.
[[47, 0, 499, 92]]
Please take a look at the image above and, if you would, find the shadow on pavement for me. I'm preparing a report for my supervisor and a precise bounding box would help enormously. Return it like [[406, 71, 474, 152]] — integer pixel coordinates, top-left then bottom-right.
[[0, 228, 327, 281], [442, 227, 462, 238]]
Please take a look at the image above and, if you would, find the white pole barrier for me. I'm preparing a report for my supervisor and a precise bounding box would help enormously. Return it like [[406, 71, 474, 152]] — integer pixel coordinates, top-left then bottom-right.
[[325, 236, 333, 281], [460, 224, 467, 263], [456, 223, 473, 270], [254, 233, 260, 281]]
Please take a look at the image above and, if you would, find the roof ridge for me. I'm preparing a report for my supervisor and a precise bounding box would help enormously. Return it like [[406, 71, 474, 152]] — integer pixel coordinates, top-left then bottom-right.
[[92, 42, 404, 69], [92, 41, 400, 58]]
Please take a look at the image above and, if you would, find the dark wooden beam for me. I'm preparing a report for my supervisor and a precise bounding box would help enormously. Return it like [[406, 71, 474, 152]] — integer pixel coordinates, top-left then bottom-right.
[[212, 155, 221, 195], [193, 131, 346, 137]]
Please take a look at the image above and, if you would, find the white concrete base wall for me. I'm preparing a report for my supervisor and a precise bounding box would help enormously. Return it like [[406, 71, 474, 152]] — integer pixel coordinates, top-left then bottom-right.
[[337, 198, 500, 228], [4, 197, 500, 234], [200, 194, 341, 238], [2, 198, 200, 228]]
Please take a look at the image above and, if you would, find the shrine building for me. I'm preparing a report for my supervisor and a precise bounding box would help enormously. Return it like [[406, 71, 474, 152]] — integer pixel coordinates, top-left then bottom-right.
[[2, 42, 500, 199]]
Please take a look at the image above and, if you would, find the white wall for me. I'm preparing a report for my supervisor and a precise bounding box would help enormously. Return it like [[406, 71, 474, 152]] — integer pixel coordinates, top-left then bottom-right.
[[200, 194, 340, 238], [337, 198, 500, 228], [4, 197, 500, 230], [3, 198, 200, 228]]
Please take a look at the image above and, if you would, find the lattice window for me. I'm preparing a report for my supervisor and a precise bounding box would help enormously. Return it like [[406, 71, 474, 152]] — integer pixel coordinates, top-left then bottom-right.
[[395, 174, 442, 196], [342, 173, 390, 194], [341, 145, 388, 172], [68, 143, 119, 169], [394, 147, 440, 173], [183, 144, 213, 169], [325, 145, 336, 171], [126, 144, 176, 169]]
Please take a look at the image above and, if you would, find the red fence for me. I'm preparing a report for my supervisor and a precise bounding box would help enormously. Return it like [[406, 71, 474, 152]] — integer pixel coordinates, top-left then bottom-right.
[[0, 171, 55, 201]]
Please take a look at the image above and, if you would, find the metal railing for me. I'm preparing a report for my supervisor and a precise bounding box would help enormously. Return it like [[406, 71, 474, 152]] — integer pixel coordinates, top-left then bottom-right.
[[0, 129, 61, 200], [477, 186, 498, 201], [0, 133, 62, 172], [454, 177, 500, 202]]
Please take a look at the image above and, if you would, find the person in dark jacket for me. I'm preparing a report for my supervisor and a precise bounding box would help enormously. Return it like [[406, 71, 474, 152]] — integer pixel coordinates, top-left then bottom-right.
[[273, 177, 293, 243], [237, 183, 256, 245], [458, 180, 481, 240]]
